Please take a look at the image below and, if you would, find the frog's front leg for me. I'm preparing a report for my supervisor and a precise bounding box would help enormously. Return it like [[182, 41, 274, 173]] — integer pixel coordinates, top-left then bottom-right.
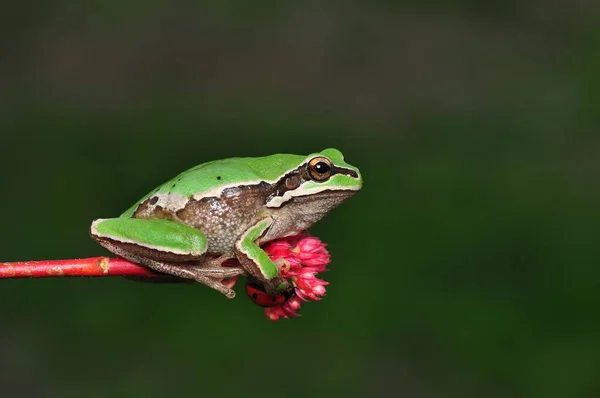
[[90, 218, 241, 298], [234, 217, 289, 295]]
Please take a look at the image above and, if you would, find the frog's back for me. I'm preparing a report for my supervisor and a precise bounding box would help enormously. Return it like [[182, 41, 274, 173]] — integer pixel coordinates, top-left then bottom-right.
[[168, 154, 305, 197], [121, 153, 306, 217]]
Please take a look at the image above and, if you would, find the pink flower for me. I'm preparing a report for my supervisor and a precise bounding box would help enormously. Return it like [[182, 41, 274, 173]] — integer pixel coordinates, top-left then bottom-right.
[[262, 239, 301, 274], [292, 271, 328, 302], [260, 234, 330, 321], [264, 296, 304, 321], [292, 237, 330, 269]]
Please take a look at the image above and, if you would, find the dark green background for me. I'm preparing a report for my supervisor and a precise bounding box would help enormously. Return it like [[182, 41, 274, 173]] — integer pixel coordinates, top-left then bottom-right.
[[1, 2, 599, 397]]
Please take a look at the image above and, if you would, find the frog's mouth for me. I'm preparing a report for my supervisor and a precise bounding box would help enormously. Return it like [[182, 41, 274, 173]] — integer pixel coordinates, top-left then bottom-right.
[[275, 189, 358, 213], [266, 182, 360, 208]]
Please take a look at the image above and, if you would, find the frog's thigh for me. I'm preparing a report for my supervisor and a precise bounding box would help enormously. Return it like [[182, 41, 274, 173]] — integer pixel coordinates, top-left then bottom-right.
[[234, 217, 279, 281], [91, 218, 207, 262]]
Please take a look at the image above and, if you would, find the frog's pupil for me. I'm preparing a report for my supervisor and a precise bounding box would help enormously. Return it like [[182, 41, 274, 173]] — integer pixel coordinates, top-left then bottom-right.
[[252, 293, 258, 299], [315, 162, 330, 174]]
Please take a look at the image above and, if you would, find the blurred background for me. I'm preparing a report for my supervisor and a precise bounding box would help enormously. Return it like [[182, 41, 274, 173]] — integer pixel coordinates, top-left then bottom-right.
[[1, 1, 599, 397]]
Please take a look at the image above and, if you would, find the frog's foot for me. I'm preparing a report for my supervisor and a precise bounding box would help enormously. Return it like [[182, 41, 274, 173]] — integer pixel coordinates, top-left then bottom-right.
[[146, 261, 237, 299], [202, 254, 232, 268], [187, 263, 246, 278]]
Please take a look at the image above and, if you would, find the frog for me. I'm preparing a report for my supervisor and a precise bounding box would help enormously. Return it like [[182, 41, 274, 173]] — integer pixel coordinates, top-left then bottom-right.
[[90, 148, 362, 299]]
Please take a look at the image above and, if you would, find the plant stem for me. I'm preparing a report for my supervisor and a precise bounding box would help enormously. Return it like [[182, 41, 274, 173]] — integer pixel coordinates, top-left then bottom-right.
[[0, 257, 159, 279]]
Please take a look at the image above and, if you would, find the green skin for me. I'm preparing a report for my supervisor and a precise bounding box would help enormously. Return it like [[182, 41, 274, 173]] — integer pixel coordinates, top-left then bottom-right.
[[90, 148, 362, 298]]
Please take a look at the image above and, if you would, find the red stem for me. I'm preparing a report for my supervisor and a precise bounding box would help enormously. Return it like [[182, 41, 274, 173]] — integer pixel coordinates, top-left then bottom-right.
[[0, 257, 160, 279]]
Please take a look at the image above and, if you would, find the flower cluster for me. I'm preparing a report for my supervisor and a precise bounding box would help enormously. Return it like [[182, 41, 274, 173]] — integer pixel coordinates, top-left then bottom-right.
[[260, 234, 330, 321]]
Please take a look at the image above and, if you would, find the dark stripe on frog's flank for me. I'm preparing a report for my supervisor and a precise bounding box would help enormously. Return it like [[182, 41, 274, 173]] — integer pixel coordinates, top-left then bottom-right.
[[154, 154, 307, 198], [332, 166, 359, 179], [266, 164, 360, 201], [131, 162, 360, 218]]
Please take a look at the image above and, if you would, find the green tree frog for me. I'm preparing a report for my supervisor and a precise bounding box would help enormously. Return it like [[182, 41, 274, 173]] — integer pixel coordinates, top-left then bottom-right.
[[90, 148, 362, 298]]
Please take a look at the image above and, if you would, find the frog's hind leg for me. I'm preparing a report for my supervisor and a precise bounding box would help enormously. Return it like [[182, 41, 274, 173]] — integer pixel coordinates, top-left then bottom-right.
[[90, 218, 239, 298], [97, 239, 238, 298]]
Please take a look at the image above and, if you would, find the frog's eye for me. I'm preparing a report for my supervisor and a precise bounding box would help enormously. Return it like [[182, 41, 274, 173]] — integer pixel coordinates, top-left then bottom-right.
[[308, 157, 333, 181]]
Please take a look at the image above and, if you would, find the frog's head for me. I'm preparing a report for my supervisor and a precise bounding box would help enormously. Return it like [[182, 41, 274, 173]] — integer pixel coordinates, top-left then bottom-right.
[[266, 148, 362, 213]]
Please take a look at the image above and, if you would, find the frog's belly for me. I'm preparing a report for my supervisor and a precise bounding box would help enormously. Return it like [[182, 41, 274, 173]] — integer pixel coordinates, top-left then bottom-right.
[[176, 195, 267, 256], [202, 221, 251, 256]]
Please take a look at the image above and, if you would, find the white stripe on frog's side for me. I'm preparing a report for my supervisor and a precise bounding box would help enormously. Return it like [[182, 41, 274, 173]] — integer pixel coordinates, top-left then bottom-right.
[[135, 180, 268, 215], [265, 184, 361, 208], [137, 164, 313, 214], [189, 159, 328, 203], [154, 192, 190, 213]]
